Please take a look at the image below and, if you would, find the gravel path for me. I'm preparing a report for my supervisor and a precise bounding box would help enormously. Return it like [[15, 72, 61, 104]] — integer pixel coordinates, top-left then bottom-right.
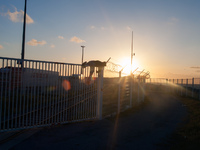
[[11, 92, 187, 150]]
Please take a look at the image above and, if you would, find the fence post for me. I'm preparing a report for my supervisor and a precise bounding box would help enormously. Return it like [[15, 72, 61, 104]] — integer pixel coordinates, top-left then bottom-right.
[[186, 79, 188, 97], [192, 78, 194, 98], [181, 79, 183, 96], [118, 71, 121, 114], [199, 80, 200, 100], [137, 78, 140, 103], [97, 67, 104, 120], [130, 75, 133, 107], [142, 78, 145, 101]]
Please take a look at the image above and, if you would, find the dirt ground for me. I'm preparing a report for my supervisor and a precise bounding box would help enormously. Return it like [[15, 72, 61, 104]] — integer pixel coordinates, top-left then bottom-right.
[[10, 92, 187, 150]]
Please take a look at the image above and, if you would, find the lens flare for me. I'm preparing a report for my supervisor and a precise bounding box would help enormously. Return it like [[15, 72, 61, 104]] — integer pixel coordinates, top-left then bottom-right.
[[62, 79, 71, 91]]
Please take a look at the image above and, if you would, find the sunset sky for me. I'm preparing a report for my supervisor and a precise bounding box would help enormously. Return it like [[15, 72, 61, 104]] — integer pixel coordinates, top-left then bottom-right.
[[0, 0, 200, 78]]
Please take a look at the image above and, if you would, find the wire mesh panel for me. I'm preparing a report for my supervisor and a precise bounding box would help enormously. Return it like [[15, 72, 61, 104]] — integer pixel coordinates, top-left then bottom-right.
[[0, 57, 101, 132]]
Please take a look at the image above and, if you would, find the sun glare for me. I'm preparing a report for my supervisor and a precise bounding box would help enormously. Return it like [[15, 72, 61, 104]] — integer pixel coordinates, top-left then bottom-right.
[[120, 57, 140, 75]]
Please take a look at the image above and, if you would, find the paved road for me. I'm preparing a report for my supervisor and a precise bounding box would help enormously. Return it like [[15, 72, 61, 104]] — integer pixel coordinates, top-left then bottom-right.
[[10, 92, 187, 150]]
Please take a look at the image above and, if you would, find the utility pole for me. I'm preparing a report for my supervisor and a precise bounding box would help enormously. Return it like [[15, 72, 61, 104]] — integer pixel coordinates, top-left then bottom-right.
[[21, 0, 27, 66]]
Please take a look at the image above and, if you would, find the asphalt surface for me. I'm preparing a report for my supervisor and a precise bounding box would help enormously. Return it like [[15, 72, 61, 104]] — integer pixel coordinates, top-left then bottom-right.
[[9, 92, 187, 150]]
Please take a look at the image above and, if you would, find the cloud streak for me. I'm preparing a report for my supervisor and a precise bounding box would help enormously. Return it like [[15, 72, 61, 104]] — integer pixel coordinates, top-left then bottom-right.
[[70, 36, 85, 43], [58, 36, 64, 39], [190, 66, 200, 69], [5, 7, 34, 24], [27, 39, 46, 46]]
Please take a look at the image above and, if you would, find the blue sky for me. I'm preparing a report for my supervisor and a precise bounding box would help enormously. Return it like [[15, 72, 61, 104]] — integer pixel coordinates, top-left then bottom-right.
[[0, 0, 200, 78]]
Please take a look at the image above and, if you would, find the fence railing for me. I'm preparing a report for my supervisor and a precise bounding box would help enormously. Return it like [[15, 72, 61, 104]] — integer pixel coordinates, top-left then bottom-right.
[[0, 57, 147, 132], [146, 78, 200, 100], [0, 57, 104, 132], [168, 78, 200, 100], [102, 76, 146, 117]]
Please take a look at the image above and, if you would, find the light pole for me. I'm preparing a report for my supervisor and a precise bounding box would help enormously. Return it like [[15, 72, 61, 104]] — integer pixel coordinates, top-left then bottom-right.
[[21, 0, 27, 66], [81, 46, 85, 64]]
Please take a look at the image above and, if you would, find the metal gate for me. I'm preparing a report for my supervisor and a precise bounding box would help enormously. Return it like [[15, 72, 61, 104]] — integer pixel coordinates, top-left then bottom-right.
[[0, 57, 103, 132]]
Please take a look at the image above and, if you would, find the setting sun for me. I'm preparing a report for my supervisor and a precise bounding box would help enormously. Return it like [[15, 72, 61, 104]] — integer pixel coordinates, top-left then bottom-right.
[[120, 57, 140, 75]]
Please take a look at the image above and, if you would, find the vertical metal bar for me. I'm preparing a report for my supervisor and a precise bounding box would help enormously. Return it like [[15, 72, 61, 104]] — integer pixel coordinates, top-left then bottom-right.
[[186, 79, 188, 97], [3, 59, 8, 130], [52, 63, 55, 124], [19, 61, 24, 128], [58, 63, 61, 123], [0, 59, 4, 130], [73, 65, 76, 121], [55, 63, 59, 124], [39, 62, 43, 125], [43, 62, 49, 125], [96, 67, 103, 120], [130, 75, 132, 108], [198, 79, 200, 100], [42, 62, 46, 125], [46, 62, 50, 125], [50, 63, 53, 125], [61, 64, 65, 122], [36, 62, 40, 126], [66, 64, 69, 122], [80, 66, 83, 119], [137, 78, 140, 103], [7, 60, 12, 129], [75, 65, 78, 120], [15, 61, 20, 128], [29, 62, 34, 126], [83, 67, 86, 119], [181, 79, 183, 96], [11, 60, 16, 129], [26, 61, 32, 127], [33, 62, 37, 126], [22, 61, 27, 127], [192, 78, 194, 98], [118, 75, 121, 114]]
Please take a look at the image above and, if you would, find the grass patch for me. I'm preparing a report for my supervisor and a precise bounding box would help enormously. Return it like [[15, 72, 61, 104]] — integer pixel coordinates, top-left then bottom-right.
[[170, 97, 200, 150]]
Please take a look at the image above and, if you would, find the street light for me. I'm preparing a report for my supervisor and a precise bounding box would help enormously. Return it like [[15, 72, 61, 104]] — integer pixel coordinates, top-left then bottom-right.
[[81, 46, 85, 64], [21, 0, 27, 65]]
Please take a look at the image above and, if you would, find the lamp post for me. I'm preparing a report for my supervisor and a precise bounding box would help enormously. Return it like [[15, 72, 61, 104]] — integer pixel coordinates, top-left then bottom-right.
[[81, 46, 85, 64], [21, 0, 27, 66], [81, 46, 85, 74]]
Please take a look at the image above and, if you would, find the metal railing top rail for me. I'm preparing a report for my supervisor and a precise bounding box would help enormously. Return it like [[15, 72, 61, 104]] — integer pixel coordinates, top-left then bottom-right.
[[0, 57, 81, 66], [168, 78, 200, 80]]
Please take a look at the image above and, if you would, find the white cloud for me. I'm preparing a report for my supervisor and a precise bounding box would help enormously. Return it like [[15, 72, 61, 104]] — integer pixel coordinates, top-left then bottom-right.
[[70, 36, 85, 43], [27, 39, 47, 46], [58, 36, 64, 39], [0, 45, 3, 49], [6, 7, 34, 24], [50, 44, 55, 48], [90, 25, 106, 31]]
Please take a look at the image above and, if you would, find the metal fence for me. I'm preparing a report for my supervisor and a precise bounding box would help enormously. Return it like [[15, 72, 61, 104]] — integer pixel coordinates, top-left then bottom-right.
[[102, 75, 146, 117], [169, 78, 200, 100], [0, 57, 103, 132], [146, 78, 200, 100]]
